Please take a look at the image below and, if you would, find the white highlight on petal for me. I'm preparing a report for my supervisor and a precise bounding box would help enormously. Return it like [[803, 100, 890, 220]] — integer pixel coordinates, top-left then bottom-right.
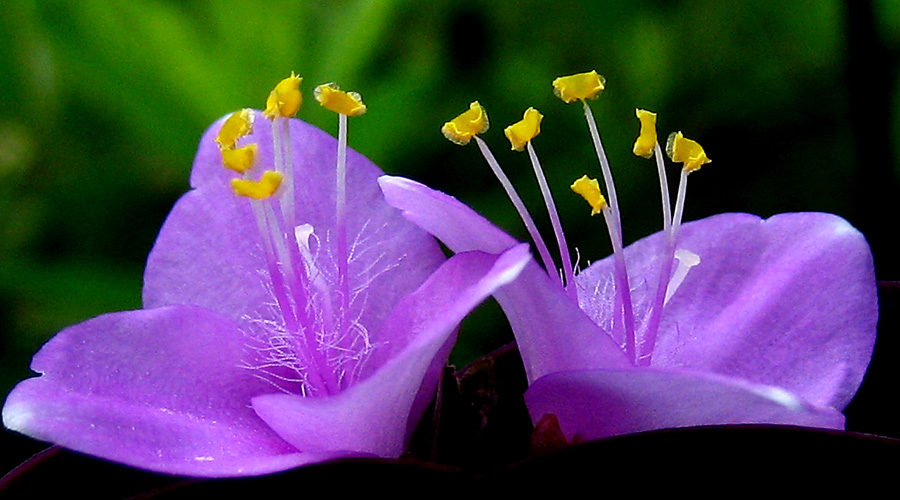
[[751, 385, 803, 412], [829, 216, 859, 238], [1, 400, 33, 433], [664, 249, 701, 305]]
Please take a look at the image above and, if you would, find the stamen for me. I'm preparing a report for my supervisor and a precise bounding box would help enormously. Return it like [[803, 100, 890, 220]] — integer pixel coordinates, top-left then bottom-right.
[[666, 131, 711, 173], [314, 83, 367, 117], [216, 109, 254, 150], [221, 144, 257, 173], [554, 74, 635, 355], [551, 73, 625, 260], [552, 71, 606, 103], [571, 175, 636, 364], [264, 75, 304, 232], [473, 136, 560, 286], [441, 102, 560, 286], [632, 109, 658, 159], [667, 132, 710, 230], [665, 249, 701, 304], [633, 111, 671, 365], [264, 73, 303, 120], [231, 170, 284, 199], [316, 82, 367, 364], [570, 175, 607, 215], [640, 132, 709, 364], [441, 101, 489, 145], [504, 107, 542, 151], [505, 108, 577, 299]]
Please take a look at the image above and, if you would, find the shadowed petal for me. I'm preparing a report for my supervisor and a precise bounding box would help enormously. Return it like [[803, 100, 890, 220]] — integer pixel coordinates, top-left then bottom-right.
[[252, 246, 530, 456], [576, 212, 877, 409], [1, 306, 327, 477], [526, 369, 845, 441], [379, 175, 630, 381]]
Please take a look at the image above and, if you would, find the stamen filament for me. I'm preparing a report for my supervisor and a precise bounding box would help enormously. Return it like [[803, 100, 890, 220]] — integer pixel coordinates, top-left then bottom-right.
[[526, 141, 577, 301], [601, 205, 636, 363], [672, 167, 690, 231], [251, 199, 338, 395], [582, 101, 623, 237], [474, 136, 560, 286], [279, 118, 296, 230], [638, 141, 674, 365], [582, 101, 635, 351], [336, 113, 350, 317], [654, 142, 672, 233]]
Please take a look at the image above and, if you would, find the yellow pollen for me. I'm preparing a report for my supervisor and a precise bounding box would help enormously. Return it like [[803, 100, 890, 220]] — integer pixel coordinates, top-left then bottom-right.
[[216, 109, 254, 150], [221, 144, 257, 173], [552, 71, 606, 103], [504, 107, 543, 151], [442, 101, 489, 145], [231, 170, 284, 199], [314, 83, 367, 116], [264, 73, 303, 120], [632, 109, 658, 159], [666, 131, 711, 172], [570, 175, 607, 216]]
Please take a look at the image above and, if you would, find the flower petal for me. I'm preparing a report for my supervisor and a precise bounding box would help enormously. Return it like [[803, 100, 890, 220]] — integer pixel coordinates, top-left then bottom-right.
[[252, 245, 530, 456], [525, 369, 846, 441], [144, 115, 445, 343], [379, 175, 630, 381], [1, 305, 332, 477], [576, 212, 877, 409]]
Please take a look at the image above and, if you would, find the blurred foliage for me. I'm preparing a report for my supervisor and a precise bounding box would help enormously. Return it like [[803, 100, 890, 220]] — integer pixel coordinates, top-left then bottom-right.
[[1, 0, 898, 430]]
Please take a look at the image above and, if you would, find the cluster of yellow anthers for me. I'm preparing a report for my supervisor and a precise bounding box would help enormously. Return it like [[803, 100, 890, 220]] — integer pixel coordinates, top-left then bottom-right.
[[213, 72, 367, 200], [441, 70, 711, 313]]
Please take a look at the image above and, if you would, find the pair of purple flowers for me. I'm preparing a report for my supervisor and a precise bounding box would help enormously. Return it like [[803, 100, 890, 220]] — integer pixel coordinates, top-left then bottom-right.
[[2, 74, 877, 477]]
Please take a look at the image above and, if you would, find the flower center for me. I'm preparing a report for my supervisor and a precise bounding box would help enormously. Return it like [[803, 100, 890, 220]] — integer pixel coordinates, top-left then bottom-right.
[[212, 75, 379, 396], [442, 71, 711, 367]]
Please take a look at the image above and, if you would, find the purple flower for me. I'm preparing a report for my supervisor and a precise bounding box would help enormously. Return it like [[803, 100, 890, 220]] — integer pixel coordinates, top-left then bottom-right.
[[379, 97, 877, 441], [2, 104, 529, 476]]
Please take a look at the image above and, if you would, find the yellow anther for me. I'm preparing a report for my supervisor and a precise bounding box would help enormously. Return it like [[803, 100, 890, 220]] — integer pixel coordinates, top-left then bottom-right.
[[504, 107, 543, 151], [314, 83, 367, 116], [552, 71, 606, 103], [221, 144, 257, 174], [632, 109, 658, 159], [231, 170, 284, 199], [264, 73, 303, 120], [666, 132, 711, 172], [441, 101, 489, 146], [570, 175, 607, 216], [216, 109, 254, 150]]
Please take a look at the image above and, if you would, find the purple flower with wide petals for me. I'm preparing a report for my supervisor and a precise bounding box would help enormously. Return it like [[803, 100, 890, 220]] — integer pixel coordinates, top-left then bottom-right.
[[379, 96, 877, 441], [2, 105, 529, 476]]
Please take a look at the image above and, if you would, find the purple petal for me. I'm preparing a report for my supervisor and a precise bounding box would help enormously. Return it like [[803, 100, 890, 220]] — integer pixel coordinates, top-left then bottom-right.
[[576, 212, 877, 409], [252, 246, 530, 456], [525, 369, 845, 441], [378, 175, 630, 381], [1, 305, 337, 477], [144, 115, 445, 341], [379, 175, 520, 253]]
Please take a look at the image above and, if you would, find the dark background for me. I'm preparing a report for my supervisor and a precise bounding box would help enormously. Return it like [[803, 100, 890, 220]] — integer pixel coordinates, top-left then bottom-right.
[[2, 0, 898, 471]]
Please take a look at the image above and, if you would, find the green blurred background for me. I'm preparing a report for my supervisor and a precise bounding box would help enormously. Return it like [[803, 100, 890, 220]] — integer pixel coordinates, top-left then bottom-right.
[[1, 0, 899, 459]]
